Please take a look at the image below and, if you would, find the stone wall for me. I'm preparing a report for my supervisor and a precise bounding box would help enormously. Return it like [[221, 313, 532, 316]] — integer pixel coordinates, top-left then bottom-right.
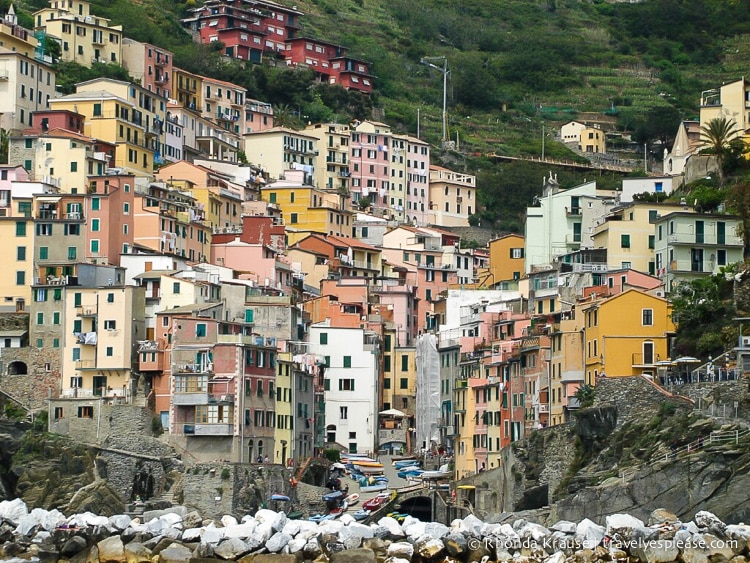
[[593, 375, 692, 428]]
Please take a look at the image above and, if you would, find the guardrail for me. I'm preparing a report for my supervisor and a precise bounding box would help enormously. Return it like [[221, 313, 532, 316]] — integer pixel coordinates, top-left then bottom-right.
[[619, 428, 750, 482]]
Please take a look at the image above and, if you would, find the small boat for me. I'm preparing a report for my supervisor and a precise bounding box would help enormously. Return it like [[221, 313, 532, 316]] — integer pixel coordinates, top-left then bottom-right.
[[353, 509, 371, 521], [360, 482, 388, 493], [354, 465, 385, 475], [345, 493, 360, 506], [391, 455, 418, 463], [322, 490, 344, 502], [270, 494, 290, 501], [420, 463, 452, 480], [393, 459, 420, 468], [308, 513, 331, 522], [286, 510, 304, 520], [397, 469, 423, 479], [361, 494, 389, 511]]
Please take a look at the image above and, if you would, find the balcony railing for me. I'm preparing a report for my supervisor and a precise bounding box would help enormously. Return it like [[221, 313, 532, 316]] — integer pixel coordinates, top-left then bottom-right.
[[173, 392, 209, 405], [183, 423, 233, 436]]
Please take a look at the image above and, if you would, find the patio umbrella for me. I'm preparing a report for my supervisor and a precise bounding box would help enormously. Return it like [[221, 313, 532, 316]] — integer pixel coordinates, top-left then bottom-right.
[[379, 408, 406, 417]]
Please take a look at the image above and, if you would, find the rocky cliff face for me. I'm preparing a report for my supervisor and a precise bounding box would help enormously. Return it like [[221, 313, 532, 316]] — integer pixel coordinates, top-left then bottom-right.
[[459, 376, 750, 526]]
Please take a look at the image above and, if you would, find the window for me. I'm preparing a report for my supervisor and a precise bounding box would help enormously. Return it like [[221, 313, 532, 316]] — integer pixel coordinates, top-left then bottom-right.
[[339, 378, 355, 391], [16, 247, 26, 261], [196, 323, 207, 337], [16, 271, 25, 285], [37, 312, 44, 325], [106, 346, 113, 356], [642, 309, 654, 326], [104, 320, 116, 330], [400, 377, 408, 389], [648, 235, 655, 249], [70, 162, 78, 172], [620, 234, 631, 248], [107, 293, 114, 303], [290, 213, 298, 224], [93, 103, 102, 117], [401, 355, 408, 371], [77, 406, 93, 418], [511, 248, 524, 259], [53, 312, 60, 325], [92, 219, 100, 231], [15, 222, 26, 236], [91, 198, 100, 211], [68, 247, 77, 260], [383, 378, 391, 389], [343, 356, 352, 368], [320, 332, 328, 345], [173, 282, 180, 294], [339, 406, 348, 420]]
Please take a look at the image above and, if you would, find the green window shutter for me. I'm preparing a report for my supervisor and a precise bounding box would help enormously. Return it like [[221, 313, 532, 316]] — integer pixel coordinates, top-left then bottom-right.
[[73, 319, 82, 333], [343, 356, 351, 368], [324, 378, 330, 391], [320, 333, 328, 345], [245, 309, 254, 323]]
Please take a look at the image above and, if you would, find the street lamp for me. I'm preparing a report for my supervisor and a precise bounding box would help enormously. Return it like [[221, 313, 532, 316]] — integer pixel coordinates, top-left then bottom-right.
[[420, 56, 449, 143]]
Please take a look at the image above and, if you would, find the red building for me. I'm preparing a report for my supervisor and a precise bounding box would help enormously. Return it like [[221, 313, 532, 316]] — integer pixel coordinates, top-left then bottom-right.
[[285, 38, 374, 93], [182, 0, 302, 63]]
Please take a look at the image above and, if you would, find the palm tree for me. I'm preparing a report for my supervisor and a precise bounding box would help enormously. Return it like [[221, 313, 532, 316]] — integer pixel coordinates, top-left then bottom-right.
[[699, 116, 742, 186]]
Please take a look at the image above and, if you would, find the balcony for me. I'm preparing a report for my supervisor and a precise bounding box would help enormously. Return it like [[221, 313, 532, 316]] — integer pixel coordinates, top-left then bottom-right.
[[139, 349, 165, 372], [174, 363, 213, 374], [537, 404, 550, 414], [76, 306, 97, 317], [565, 206, 581, 216], [567, 396, 580, 409], [75, 359, 97, 370], [565, 233, 583, 245], [183, 423, 234, 436], [173, 392, 209, 405]]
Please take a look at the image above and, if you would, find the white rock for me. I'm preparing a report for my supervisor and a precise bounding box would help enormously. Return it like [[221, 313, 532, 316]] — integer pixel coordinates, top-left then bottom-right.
[[201, 524, 225, 545], [606, 513, 645, 532], [378, 516, 405, 537], [425, 522, 450, 538], [416, 537, 445, 559], [38, 508, 66, 531], [339, 514, 355, 526], [401, 515, 420, 529], [702, 533, 736, 559], [158, 542, 192, 563], [16, 512, 42, 536], [161, 512, 183, 529], [285, 537, 306, 554], [281, 519, 301, 537], [271, 510, 287, 531], [68, 511, 110, 528], [0, 498, 29, 525], [496, 523, 521, 542], [339, 522, 374, 549], [254, 509, 278, 525], [181, 527, 202, 542], [109, 514, 132, 531], [266, 531, 292, 552], [683, 521, 700, 534], [385, 558, 411, 563], [576, 518, 606, 548], [213, 537, 250, 560], [255, 521, 274, 543], [520, 522, 551, 543], [221, 515, 238, 527], [404, 520, 426, 540], [318, 519, 344, 535], [463, 513, 484, 536], [223, 521, 256, 539], [450, 518, 467, 534], [480, 522, 503, 537], [695, 511, 726, 533], [551, 520, 577, 534], [387, 541, 414, 559]]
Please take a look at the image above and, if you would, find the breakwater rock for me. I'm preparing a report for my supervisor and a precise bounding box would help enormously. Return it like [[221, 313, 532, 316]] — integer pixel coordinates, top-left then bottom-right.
[[1, 498, 750, 563]]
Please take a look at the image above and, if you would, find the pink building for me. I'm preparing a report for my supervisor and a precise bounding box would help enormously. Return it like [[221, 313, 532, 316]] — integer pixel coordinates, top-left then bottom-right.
[[404, 136, 430, 226], [245, 98, 274, 134], [211, 237, 292, 291], [86, 174, 136, 265], [30, 109, 85, 134], [350, 121, 392, 216], [122, 39, 174, 100]]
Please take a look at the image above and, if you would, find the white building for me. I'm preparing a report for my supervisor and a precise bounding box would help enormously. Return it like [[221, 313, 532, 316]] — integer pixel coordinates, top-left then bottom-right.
[[0, 47, 57, 132], [620, 176, 674, 203], [525, 177, 616, 272], [308, 322, 379, 454]]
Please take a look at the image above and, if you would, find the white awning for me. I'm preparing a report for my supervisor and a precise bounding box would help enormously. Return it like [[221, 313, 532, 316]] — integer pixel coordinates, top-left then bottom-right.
[[36, 196, 61, 202]]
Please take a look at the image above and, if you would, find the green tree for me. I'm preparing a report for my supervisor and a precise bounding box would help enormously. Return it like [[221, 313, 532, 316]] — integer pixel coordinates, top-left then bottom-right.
[[0, 128, 8, 164], [699, 117, 743, 186], [574, 384, 595, 408], [726, 180, 750, 258]]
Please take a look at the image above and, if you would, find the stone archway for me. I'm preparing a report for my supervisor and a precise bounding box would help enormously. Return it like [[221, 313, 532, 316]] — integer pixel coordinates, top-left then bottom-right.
[[7, 361, 27, 375], [398, 495, 432, 521]]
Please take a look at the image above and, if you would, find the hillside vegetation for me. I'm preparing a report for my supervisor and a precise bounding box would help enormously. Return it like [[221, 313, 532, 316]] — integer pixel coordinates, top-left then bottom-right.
[[7, 0, 750, 228]]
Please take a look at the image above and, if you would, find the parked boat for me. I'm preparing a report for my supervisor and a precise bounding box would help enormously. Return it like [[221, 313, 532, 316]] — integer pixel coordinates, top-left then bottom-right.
[[286, 510, 304, 520], [391, 455, 418, 463], [393, 459, 420, 469], [270, 494, 290, 502], [353, 509, 371, 521], [360, 482, 388, 493], [420, 463, 452, 480], [397, 468, 424, 479], [353, 464, 385, 475], [361, 494, 390, 511], [322, 490, 344, 502], [344, 493, 360, 506]]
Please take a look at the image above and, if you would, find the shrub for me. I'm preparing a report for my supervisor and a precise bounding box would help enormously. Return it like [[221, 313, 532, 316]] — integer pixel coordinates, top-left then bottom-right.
[[323, 448, 341, 462], [221, 468, 231, 480]]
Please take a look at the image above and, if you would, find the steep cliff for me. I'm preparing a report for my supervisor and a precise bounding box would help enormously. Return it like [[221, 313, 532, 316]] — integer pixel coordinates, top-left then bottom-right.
[[459, 377, 750, 525]]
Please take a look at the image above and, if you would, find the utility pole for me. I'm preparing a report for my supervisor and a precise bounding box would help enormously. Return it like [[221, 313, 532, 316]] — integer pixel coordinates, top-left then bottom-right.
[[420, 56, 449, 143]]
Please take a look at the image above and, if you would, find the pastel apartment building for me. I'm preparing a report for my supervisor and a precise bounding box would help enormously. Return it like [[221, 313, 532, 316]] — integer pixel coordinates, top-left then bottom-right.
[[428, 166, 476, 227], [244, 127, 318, 185], [350, 121, 392, 216], [121, 39, 173, 100], [285, 37, 374, 93], [0, 6, 38, 59], [245, 98, 274, 134], [33, 0, 122, 67], [0, 47, 57, 131], [400, 135, 430, 226], [304, 122, 351, 193]]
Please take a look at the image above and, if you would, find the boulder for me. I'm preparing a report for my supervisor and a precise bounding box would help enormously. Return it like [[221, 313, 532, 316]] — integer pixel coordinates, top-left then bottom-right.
[[606, 513, 645, 532], [157, 542, 192, 563], [0, 499, 29, 525], [425, 521, 450, 538], [339, 523, 373, 549], [387, 541, 414, 559], [703, 533, 737, 559], [224, 522, 256, 539], [123, 541, 152, 563], [213, 537, 251, 560], [302, 537, 322, 559], [330, 547, 377, 563], [201, 525, 225, 545], [59, 535, 88, 557], [545, 552, 566, 563], [252, 555, 298, 563], [109, 515, 132, 531], [183, 511, 203, 529], [631, 538, 680, 563], [266, 532, 292, 553], [416, 537, 445, 559], [551, 520, 578, 534], [377, 516, 405, 539], [694, 511, 726, 536], [443, 532, 468, 557], [648, 509, 680, 526], [463, 513, 485, 536], [576, 518, 606, 548], [97, 535, 126, 563], [221, 515, 238, 527], [362, 536, 388, 556], [285, 537, 306, 554]]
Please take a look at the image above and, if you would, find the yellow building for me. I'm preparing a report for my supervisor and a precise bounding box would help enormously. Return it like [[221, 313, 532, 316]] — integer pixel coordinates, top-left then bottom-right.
[[579, 125, 606, 154], [244, 127, 318, 185], [50, 78, 166, 177], [61, 285, 145, 399], [0, 48, 57, 132], [480, 234, 525, 287], [453, 377, 481, 480], [592, 202, 692, 274], [0, 178, 36, 309], [262, 170, 353, 244], [700, 78, 750, 145], [304, 122, 351, 193], [173, 67, 203, 114], [581, 289, 675, 383], [33, 0, 122, 67], [549, 317, 585, 426], [0, 6, 38, 58], [428, 165, 476, 227], [274, 352, 294, 465]]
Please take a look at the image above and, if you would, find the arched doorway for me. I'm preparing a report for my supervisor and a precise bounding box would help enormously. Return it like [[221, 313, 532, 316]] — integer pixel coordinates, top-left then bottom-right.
[[248, 439, 254, 463], [7, 361, 27, 375], [398, 495, 432, 521]]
